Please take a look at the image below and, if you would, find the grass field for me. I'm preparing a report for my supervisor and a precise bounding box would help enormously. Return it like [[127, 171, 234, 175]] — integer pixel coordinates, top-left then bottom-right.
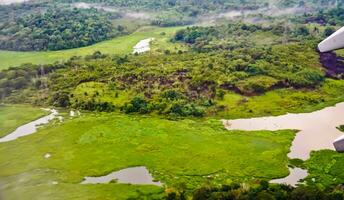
[[0, 104, 48, 138], [0, 112, 295, 199], [0, 26, 185, 70], [305, 150, 344, 187]]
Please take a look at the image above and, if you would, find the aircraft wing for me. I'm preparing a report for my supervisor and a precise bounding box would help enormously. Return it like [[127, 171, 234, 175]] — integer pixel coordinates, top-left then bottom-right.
[[318, 26, 344, 52]]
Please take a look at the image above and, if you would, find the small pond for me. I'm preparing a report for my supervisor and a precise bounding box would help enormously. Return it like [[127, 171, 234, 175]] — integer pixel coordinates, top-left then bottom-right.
[[81, 166, 162, 186]]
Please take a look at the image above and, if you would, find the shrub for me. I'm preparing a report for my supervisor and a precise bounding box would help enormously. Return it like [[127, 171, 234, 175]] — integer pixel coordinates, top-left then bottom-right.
[[122, 96, 151, 114]]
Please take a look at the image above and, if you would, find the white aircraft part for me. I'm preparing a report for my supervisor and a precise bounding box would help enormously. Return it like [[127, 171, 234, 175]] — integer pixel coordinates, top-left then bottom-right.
[[334, 135, 344, 152], [318, 26, 344, 52]]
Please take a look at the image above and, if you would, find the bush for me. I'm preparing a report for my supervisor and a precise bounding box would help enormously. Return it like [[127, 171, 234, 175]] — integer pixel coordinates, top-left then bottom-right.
[[122, 96, 151, 114], [189, 181, 343, 200], [290, 69, 324, 88], [161, 90, 184, 101], [74, 99, 115, 112], [235, 76, 279, 94], [52, 91, 70, 107]]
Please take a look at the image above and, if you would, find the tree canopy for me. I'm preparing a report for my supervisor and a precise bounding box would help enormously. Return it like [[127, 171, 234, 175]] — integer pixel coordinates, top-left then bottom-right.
[[0, 8, 118, 51]]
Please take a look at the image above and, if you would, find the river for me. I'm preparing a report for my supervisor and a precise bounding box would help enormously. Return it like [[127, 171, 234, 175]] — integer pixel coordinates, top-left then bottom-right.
[[223, 102, 344, 185], [0, 109, 58, 143], [223, 102, 344, 160]]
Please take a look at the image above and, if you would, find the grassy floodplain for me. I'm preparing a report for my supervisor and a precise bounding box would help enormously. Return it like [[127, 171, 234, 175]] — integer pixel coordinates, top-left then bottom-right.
[[0, 104, 48, 137], [0, 111, 295, 199], [0, 26, 185, 70]]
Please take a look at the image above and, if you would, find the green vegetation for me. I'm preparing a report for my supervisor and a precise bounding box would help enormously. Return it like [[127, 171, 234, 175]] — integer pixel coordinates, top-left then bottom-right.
[[173, 23, 283, 51], [2, 1, 344, 199], [0, 2, 49, 23], [0, 8, 118, 51], [303, 8, 344, 26], [2, 182, 164, 200], [216, 79, 344, 119], [0, 112, 295, 199], [305, 150, 344, 188], [0, 35, 335, 118], [57, 0, 340, 15], [0, 104, 48, 137], [337, 125, 344, 132], [173, 22, 324, 52], [187, 181, 344, 200], [0, 26, 183, 70]]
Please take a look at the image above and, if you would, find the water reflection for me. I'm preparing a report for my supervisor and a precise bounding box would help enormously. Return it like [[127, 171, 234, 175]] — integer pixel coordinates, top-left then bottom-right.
[[81, 166, 162, 186]]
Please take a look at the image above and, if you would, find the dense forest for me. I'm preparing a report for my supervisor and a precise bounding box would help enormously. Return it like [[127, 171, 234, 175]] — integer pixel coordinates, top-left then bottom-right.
[[173, 23, 305, 51], [302, 7, 344, 26], [56, 0, 342, 26], [0, 1, 49, 23], [166, 181, 344, 200], [57, 0, 341, 12], [0, 8, 120, 51]]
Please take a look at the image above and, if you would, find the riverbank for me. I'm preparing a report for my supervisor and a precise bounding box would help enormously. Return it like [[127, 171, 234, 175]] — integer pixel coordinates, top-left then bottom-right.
[[0, 108, 58, 143], [223, 102, 344, 160], [0, 105, 49, 137], [222, 100, 344, 185]]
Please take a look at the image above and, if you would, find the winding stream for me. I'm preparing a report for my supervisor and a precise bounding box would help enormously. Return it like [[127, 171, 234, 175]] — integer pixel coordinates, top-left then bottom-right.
[[0, 109, 58, 143], [223, 102, 344, 185], [270, 168, 308, 187]]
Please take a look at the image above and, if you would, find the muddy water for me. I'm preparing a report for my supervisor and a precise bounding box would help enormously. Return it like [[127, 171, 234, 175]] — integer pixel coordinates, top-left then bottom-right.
[[223, 102, 344, 160], [81, 166, 162, 186], [223, 102, 344, 185], [133, 38, 154, 54], [0, 109, 58, 143], [270, 168, 308, 186]]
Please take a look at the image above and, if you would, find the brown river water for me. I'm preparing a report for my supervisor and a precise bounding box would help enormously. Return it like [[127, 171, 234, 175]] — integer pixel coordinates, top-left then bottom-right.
[[223, 102, 344, 185], [222, 102, 344, 160]]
